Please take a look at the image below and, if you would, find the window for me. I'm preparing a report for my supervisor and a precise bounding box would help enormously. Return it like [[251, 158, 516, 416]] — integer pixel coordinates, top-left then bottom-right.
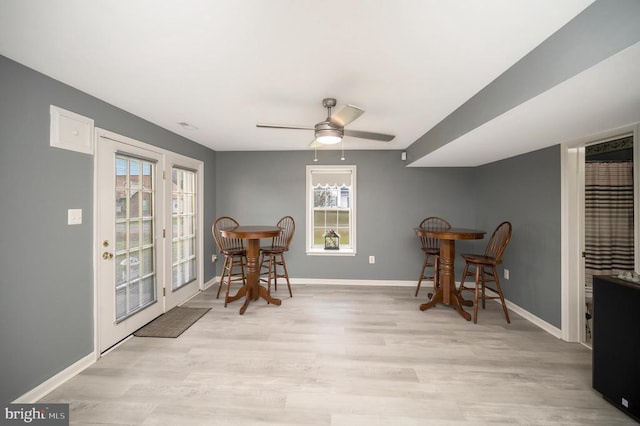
[[306, 165, 356, 255], [171, 167, 197, 290]]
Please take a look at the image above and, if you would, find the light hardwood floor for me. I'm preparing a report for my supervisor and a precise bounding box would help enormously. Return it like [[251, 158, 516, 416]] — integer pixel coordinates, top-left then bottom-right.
[[41, 284, 635, 425]]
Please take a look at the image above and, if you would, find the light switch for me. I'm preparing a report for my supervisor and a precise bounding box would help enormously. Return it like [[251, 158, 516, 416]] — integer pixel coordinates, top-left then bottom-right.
[[68, 209, 82, 225]]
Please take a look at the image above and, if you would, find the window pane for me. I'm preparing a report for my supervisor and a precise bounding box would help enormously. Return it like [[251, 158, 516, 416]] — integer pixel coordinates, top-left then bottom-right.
[[141, 247, 154, 276], [129, 160, 141, 189], [130, 191, 140, 219], [141, 191, 152, 217], [129, 221, 140, 249], [115, 190, 127, 219], [115, 222, 127, 251], [141, 220, 153, 246], [142, 162, 153, 190], [140, 277, 155, 306]]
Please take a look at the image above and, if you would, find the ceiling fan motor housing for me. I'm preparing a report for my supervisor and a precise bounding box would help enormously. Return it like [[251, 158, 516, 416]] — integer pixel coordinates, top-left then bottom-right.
[[322, 98, 337, 108]]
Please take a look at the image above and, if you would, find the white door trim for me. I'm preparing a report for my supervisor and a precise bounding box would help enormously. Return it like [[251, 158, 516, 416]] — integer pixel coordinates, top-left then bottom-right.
[[561, 122, 639, 342]]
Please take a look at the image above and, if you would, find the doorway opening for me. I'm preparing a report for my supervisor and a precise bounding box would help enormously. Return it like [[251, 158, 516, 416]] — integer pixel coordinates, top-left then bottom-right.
[[583, 135, 634, 345]]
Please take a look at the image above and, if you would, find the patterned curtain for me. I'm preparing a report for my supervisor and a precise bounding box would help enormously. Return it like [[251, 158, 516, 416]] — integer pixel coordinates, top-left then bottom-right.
[[584, 161, 634, 289]]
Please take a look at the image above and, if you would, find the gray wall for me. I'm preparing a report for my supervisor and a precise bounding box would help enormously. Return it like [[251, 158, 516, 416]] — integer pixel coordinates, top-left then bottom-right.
[[0, 55, 217, 403], [474, 145, 562, 327], [215, 150, 478, 280]]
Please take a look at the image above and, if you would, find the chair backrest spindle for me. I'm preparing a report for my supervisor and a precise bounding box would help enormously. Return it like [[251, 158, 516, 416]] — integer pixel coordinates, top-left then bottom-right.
[[419, 217, 452, 251], [483, 221, 512, 262], [271, 216, 295, 250], [213, 216, 244, 252]]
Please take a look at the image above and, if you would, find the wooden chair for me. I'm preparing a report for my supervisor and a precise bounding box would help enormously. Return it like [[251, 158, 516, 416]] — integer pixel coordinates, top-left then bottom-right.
[[415, 217, 451, 297], [259, 216, 295, 297], [212, 216, 246, 307], [457, 221, 512, 324]]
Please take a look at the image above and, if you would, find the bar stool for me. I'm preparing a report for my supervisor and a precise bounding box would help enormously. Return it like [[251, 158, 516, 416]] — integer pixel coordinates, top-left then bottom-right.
[[259, 216, 295, 297], [457, 221, 512, 323], [212, 216, 246, 307], [415, 217, 451, 297]]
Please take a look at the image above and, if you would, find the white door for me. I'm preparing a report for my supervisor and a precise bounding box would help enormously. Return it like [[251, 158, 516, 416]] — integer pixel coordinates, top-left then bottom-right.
[[97, 134, 165, 352]]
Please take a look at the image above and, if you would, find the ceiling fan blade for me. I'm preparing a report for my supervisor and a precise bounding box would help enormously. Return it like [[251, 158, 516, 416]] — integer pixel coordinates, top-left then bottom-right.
[[330, 104, 364, 127], [344, 129, 395, 142], [256, 123, 315, 130]]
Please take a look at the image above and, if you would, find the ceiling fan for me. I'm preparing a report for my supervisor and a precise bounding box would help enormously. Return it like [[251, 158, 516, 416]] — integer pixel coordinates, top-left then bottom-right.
[[256, 98, 395, 146]]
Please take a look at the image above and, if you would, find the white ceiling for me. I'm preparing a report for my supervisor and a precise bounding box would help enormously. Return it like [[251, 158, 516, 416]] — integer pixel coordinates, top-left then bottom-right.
[[2, 0, 636, 166]]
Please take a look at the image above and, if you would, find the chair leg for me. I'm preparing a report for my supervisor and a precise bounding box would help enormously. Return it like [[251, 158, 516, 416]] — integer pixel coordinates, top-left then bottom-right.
[[224, 257, 236, 308], [224, 256, 233, 308], [416, 254, 436, 297], [473, 265, 481, 324], [241, 255, 247, 285], [415, 255, 429, 297], [480, 269, 486, 309], [272, 255, 278, 292], [259, 252, 268, 285], [217, 255, 230, 299], [457, 261, 471, 297], [269, 255, 276, 294], [492, 267, 511, 324], [433, 255, 440, 291], [278, 253, 293, 297]]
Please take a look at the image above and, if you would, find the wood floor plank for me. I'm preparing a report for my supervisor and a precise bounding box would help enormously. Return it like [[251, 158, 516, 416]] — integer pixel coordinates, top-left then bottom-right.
[[40, 284, 636, 425]]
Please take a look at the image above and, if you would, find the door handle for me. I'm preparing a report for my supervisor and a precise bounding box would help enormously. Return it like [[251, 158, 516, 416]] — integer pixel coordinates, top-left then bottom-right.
[[102, 252, 114, 260]]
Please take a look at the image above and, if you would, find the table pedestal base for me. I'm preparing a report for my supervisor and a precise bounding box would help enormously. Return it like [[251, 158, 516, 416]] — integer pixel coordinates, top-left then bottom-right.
[[419, 288, 471, 321], [227, 284, 281, 315]]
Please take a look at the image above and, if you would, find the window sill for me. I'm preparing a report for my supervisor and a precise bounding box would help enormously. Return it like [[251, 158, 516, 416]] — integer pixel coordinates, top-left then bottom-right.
[[306, 248, 356, 256]]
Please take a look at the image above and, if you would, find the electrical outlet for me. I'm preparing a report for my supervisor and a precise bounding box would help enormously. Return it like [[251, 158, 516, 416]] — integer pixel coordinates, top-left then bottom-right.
[[211, 254, 218, 263], [504, 269, 510, 280], [369, 256, 375, 264]]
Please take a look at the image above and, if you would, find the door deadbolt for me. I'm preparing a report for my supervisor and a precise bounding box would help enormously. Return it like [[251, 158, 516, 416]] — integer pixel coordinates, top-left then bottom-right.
[[103, 240, 109, 247]]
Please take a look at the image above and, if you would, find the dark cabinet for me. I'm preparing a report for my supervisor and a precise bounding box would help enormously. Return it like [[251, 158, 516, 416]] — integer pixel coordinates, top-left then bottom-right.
[[592, 275, 640, 422]]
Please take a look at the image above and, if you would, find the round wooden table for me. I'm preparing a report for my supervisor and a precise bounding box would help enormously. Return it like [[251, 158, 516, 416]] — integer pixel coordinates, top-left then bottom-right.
[[414, 227, 485, 321], [220, 225, 281, 315]]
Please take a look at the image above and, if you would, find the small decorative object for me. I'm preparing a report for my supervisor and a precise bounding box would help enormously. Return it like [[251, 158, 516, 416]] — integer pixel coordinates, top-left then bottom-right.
[[324, 229, 340, 250]]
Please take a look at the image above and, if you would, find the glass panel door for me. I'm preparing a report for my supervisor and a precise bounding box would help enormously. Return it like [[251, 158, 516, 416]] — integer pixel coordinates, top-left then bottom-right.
[[97, 135, 164, 353]]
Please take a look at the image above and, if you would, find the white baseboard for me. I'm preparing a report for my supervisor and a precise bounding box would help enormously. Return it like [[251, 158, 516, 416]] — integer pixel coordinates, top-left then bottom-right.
[[13, 352, 96, 403], [291, 278, 418, 287], [210, 276, 421, 287], [202, 277, 216, 290], [502, 298, 563, 338], [482, 288, 563, 339]]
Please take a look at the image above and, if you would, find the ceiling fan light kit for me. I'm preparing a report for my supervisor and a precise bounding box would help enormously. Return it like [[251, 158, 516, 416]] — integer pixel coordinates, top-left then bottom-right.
[[314, 122, 344, 144], [256, 97, 395, 148]]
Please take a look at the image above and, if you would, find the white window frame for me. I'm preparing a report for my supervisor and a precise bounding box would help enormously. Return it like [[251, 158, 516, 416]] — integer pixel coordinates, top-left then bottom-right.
[[306, 165, 357, 256]]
